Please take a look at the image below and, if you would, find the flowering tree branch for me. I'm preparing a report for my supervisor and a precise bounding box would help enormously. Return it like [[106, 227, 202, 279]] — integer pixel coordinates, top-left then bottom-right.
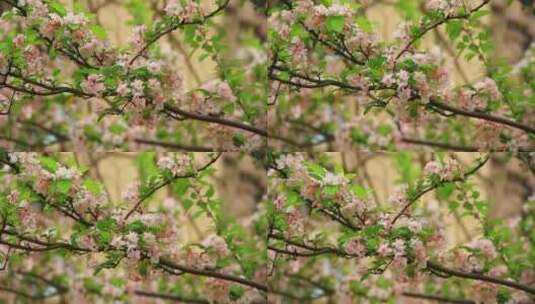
[[267, 153, 535, 302], [0, 152, 266, 302], [268, 0, 535, 150]]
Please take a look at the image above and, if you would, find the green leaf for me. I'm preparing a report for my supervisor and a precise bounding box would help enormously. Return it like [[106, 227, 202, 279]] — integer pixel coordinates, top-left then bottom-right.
[[446, 20, 463, 41], [96, 218, 116, 232], [325, 16, 345, 33], [182, 198, 194, 211], [39, 156, 58, 173], [306, 163, 327, 180], [355, 16, 373, 33], [436, 183, 454, 200], [90, 25, 107, 40], [367, 56, 386, 70], [230, 285, 245, 300], [395, 0, 419, 21], [173, 178, 191, 196], [351, 184, 368, 199], [49, 1, 67, 17], [470, 10, 490, 22], [97, 230, 112, 246], [126, 0, 153, 25], [93, 252, 124, 275], [52, 179, 72, 194], [232, 134, 246, 147], [137, 153, 158, 183], [83, 179, 102, 195], [323, 185, 338, 196], [448, 200, 460, 213]]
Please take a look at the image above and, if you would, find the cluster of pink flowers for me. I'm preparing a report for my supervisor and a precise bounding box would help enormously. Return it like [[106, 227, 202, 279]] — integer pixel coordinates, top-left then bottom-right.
[[388, 186, 408, 206], [424, 157, 460, 181], [201, 81, 237, 103], [81, 74, 105, 96], [344, 238, 365, 257], [122, 182, 140, 204], [321, 171, 347, 186], [202, 234, 230, 257], [79, 234, 97, 251], [164, 0, 202, 22], [474, 77, 501, 101], [425, 0, 461, 14], [468, 238, 498, 260], [156, 154, 191, 176]]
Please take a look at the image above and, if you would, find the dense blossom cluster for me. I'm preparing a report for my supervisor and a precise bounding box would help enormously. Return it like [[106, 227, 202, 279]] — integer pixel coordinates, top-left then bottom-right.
[[0, 152, 267, 303], [0, 0, 266, 151], [268, 0, 535, 151], [267, 153, 535, 303]]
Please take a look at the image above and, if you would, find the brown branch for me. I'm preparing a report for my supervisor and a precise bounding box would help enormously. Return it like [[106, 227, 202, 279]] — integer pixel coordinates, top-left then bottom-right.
[[429, 100, 535, 135], [158, 257, 268, 292], [123, 153, 221, 220], [134, 138, 215, 152], [164, 104, 267, 137], [390, 154, 489, 226], [396, 0, 491, 60], [427, 261, 535, 295], [129, 0, 230, 65]]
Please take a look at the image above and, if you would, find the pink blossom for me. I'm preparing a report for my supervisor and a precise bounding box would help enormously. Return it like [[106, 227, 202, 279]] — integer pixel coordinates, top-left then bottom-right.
[[7, 190, 19, 204], [81, 74, 105, 96], [40, 13, 62, 37], [377, 242, 392, 257], [396, 70, 410, 87], [157, 154, 190, 176], [469, 239, 497, 259], [273, 196, 285, 209], [393, 23, 410, 44], [130, 25, 146, 50], [216, 82, 236, 102], [392, 239, 405, 256], [122, 182, 140, 203], [116, 82, 131, 97], [475, 77, 501, 100], [55, 166, 78, 180], [382, 73, 395, 87], [126, 248, 141, 261], [148, 78, 161, 92], [204, 278, 230, 303], [344, 238, 365, 257], [472, 282, 497, 303], [62, 12, 87, 26], [425, 0, 448, 11], [489, 265, 507, 277], [412, 239, 427, 266], [164, 0, 200, 22], [286, 207, 304, 236], [164, 0, 182, 16], [79, 234, 97, 251], [388, 187, 408, 206], [348, 74, 369, 91], [322, 172, 346, 186], [424, 160, 442, 176], [111, 236, 126, 248], [203, 234, 230, 257], [340, 198, 365, 217], [147, 61, 162, 74], [143, 232, 160, 263], [290, 38, 307, 66], [13, 34, 25, 48], [130, 79, 144, 97], [125, 232, 139, 248]]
